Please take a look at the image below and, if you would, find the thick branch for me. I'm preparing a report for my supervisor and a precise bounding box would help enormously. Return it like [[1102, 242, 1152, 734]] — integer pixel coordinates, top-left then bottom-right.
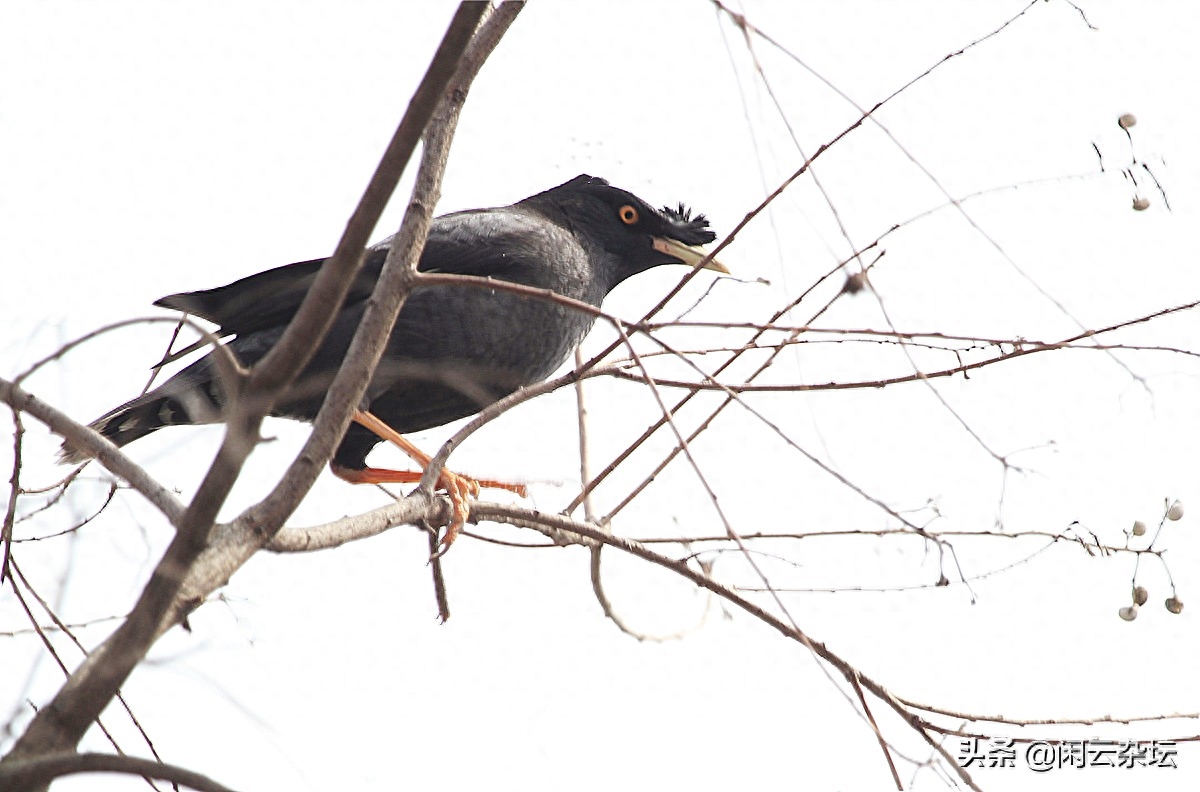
[[236, 2, 498, 531], [1, 2, 500, 772], [163, 3, 524, 624], [0, 752, 235, 792]]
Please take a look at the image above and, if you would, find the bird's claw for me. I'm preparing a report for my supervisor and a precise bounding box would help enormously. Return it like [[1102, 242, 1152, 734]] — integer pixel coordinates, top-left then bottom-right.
[[337, 457, 527, 559], [431, 469, 479, 558], [429, 470, 531, 557]]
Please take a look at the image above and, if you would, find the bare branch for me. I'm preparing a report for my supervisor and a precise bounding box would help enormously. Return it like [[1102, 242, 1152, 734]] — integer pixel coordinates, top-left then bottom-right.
[[2, 408, 24, 581], [267, 493, 444, 553], [0, 752, 236, 792], [236, 2, 501, 528], [476, 502, 981, 790], [0, 2, 503, 768], [0, 375, 185, 526], [900, 697, 1200, 731], [169, 1, 525, 624]]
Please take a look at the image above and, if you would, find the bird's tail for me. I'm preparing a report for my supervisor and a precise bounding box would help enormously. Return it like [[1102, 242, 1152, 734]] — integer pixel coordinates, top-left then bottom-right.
[[58, 393, 173, 464], [58, 372, 223, 464]]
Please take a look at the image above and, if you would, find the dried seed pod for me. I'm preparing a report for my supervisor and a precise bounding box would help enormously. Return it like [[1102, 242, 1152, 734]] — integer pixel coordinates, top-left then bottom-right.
[[1118, 605, 1139, 622], [1118, 113, 1137, 129], [843, 271, 868, 295], [1132, 520, 1147, 537], [1134, 586, 1149, 606], [1132, 196, 1151, 211], [1166, 597, 1184, 614], [1167, 500, 1184, 521]]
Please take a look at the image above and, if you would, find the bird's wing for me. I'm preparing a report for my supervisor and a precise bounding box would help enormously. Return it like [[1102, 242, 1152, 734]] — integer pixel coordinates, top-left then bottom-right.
[[414, 208, 552, 281], [151, 208, 550, 368], [153, 248, 388, 337]]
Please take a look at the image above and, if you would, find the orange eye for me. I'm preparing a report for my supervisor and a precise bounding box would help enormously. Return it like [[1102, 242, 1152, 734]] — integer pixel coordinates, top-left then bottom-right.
[[618, 205, 639, 225]]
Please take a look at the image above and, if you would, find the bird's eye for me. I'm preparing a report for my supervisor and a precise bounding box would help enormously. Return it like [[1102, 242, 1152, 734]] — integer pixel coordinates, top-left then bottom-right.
[[618, 205, 639, 225]]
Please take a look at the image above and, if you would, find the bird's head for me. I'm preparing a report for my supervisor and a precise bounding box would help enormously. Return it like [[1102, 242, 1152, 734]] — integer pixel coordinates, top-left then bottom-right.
[[520, 175, 728, 285]]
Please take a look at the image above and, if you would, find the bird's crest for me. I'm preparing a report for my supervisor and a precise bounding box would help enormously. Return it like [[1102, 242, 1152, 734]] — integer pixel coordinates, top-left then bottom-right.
[[660, 202, 714, 245]]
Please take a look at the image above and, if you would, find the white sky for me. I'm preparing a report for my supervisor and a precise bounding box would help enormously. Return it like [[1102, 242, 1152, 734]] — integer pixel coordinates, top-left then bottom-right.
[[2, 2, 1199, 791]]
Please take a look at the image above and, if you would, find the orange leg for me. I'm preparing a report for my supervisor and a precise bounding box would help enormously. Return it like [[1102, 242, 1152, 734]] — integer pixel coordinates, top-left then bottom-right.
[[332, 409, 528, 552]]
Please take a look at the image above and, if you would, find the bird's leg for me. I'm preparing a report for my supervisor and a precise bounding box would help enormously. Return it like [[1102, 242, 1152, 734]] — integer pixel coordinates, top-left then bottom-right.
[[349, 410, 528, 494], [333, 409, 527, 552]]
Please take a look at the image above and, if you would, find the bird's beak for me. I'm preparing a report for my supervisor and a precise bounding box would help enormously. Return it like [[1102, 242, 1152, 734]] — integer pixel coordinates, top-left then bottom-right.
[[653, 237, 730, 274]]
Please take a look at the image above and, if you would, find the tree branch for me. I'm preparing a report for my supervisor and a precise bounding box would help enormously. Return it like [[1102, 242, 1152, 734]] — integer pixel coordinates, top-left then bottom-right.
[[0, 752, 236, 792], [0, 376, 184, 526], [165, 2, 525, 624], [269, 497, 977, 786], [1, 2, 503, 772]]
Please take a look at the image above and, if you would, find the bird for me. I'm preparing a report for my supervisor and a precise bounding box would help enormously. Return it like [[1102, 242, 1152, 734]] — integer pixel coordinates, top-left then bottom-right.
[[60, 174, 727, 547]]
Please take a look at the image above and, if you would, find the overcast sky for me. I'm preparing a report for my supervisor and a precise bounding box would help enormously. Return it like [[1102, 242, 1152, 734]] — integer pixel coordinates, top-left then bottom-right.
[[2, 2, 1199, 791]]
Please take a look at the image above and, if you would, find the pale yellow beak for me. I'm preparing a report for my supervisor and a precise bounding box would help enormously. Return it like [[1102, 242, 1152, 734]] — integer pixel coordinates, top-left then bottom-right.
[[653, 237, 729, 274]]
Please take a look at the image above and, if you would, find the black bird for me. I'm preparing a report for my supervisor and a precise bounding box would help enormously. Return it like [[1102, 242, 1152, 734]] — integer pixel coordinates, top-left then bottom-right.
[[61, 175, 726, 544]]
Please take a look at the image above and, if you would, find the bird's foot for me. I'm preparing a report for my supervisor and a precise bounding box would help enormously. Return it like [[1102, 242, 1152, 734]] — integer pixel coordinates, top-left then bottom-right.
[[430, 468, 531, 556], [331, 463, 528, 555], [431, 467, 478, 557]]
